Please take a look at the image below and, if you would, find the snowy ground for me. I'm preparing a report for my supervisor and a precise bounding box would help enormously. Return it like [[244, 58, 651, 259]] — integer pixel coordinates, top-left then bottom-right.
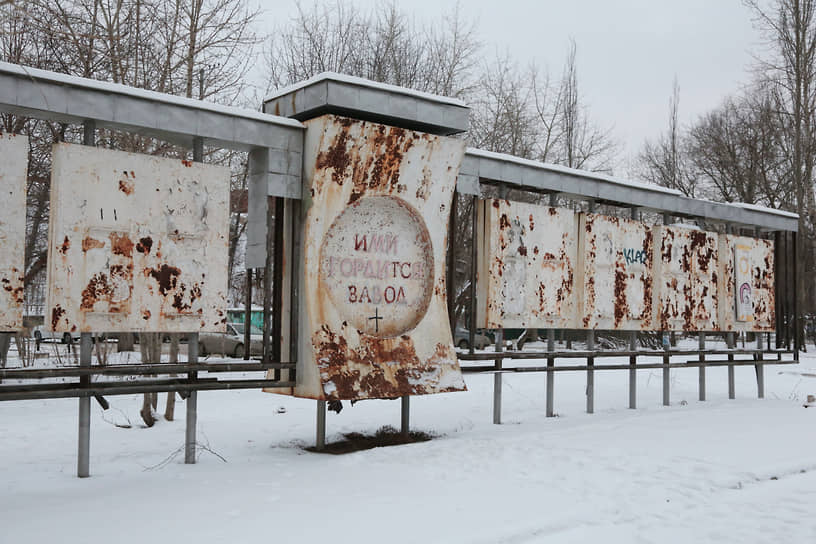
[[2, 341, 816, 543]]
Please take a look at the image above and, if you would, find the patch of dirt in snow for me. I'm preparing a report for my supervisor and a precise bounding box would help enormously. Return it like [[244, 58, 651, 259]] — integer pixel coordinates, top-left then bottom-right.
[[305, 425, 436, 454]]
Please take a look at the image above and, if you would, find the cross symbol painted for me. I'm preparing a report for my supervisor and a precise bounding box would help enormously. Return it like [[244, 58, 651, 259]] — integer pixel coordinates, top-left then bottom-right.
[[368, 307, 384, 333]]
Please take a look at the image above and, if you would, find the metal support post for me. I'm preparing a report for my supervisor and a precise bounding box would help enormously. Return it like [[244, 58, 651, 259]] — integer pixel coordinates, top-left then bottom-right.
[[271, 197, 285, 377], [447, 191, 457, 334], [628, 207, 640, 410], [401, 396, 410, 437], [185, 334, 198, 464], [662, 351, 670, 406], [586, 330, 595, 414], [698, 332, 706, 401], [469, 196, 478, 354], [262, 197, 275, 365], [546, 329, 555, 417], [756, 333, 765, 399], [316, 400, 326, 450], [184, 136, 204, 465], [493, 329, 504, 424], [727, 332, 736, 399], [629, 331, 637, 409], [244, 269, 252, 360], [77, 120, 95, 479], [77, 333, 92, 478], [289, 199, 302, 367], [193, 137, 203, 162]]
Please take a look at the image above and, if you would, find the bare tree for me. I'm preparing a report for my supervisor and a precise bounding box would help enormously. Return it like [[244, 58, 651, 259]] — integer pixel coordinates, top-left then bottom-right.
[[638, 78, 700, 197], [468, 52, 538, 158], [556, 40, 618, 173], [746, 0, 816, 322], [1, 0, 262, 327], [266, 1, 479, 98]]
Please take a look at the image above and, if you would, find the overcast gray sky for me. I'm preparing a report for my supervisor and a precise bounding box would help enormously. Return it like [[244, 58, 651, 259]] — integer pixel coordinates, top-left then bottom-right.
[[265, 0, 764, 170]]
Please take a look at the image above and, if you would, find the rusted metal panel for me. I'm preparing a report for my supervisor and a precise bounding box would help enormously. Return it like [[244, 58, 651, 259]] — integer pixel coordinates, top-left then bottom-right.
[[286, 114, 467, 401], [577, 213, 654, 330], [46, 143, 230, 333], [718, 234, 775, 332], [0, 134, 27, 331], [477, 199, 578, 329], [654, 226, 719, 331]]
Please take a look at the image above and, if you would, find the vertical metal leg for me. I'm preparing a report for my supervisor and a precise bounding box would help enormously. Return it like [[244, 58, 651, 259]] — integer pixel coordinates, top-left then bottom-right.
[[401, 396, 410, 437], [493, 329, 503, 425], [662, 353, 670, 406], [698, 332, 706, 402], [244, 268, 252, 361], [185, 334, 198, 464], [586, 330, 594, 414], [77, 332, 92, 478], [629, 331, 637, 409], [469, 196, 478, 355], [447, 191, 457, 334], [756, 334, 764, 399], [546, 329, 555, 417], [727, 332, 735, 399], [316, 400, 326, 450]]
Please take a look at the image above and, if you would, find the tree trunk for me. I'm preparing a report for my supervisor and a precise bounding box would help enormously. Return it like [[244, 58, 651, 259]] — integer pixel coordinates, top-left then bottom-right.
[[118, 332, 134, 352], [164, 334, 179, 421]]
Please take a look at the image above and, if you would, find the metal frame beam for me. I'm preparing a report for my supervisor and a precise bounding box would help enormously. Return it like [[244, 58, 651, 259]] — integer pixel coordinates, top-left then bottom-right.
[[459, 149, 799, 232]]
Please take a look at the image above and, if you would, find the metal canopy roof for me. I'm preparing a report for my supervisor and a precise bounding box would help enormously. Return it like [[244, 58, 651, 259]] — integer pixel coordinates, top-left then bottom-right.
[[459, 148, 799, 232], [263, 72, 470, 136], [0, 62, 798, 232], [0, 62, 303, 152]]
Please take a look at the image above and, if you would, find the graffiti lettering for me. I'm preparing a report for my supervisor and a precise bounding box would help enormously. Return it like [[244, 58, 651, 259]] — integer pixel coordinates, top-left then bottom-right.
[[623, 248, 648, 266]]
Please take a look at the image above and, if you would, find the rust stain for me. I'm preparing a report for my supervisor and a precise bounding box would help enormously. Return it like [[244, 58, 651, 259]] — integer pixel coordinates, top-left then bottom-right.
[[313, 325, 461, 400], [315, 124, 352, 187], [51, 305, 65, 330], [82, 237, 105, 252], [80, 273, 112, 310], [181, 160, 192, 167], [147, 264, 181, 296], [613, 259, 629, 327], [119, 178, 134, 195], [135, 236, 153, 254], [59, 236, 70, 255], [416, 165, 432, 200], [142, 309, 151, 320], [109, 232, 134, 256]]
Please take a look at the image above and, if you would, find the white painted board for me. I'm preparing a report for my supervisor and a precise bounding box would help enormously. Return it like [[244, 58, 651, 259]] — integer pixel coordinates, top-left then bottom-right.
[[46, 143, 230, 333], [653, 226, 719, 331], [0, 134, 28, 331], [577, 214, 655, 330], [718, 234, 775, 332], [477, 199, 578, 329]]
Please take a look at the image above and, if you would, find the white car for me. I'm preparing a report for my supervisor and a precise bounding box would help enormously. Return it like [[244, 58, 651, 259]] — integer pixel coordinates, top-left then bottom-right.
[[199, 323, 264, 358]]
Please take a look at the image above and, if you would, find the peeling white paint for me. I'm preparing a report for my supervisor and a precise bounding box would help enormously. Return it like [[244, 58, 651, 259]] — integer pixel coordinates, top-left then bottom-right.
[[0, 134, 27, 331], [46, 143, 230, 333]]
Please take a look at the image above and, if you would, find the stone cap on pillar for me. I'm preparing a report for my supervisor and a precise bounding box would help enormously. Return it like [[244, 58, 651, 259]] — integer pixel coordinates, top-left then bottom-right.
[[263, 72, 469, 136]]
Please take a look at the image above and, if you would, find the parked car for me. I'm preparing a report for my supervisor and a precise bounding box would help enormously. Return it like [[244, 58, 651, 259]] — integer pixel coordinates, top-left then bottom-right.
[[199, 323, 263, 358], [453, 327, 492, 350]]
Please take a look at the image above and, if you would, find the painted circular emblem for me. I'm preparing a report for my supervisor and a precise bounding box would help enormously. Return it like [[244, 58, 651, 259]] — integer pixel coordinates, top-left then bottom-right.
[[319, 195, 434, 338]]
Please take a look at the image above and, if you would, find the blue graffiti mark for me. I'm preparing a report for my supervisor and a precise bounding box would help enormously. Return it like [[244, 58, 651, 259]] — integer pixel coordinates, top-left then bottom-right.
[[623, 248, 648, 266]]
